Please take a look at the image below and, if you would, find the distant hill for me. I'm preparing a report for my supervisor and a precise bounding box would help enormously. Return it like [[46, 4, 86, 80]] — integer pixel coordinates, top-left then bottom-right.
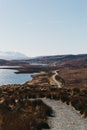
[[0, 53, 87, 68], [27, 54, 87, 64], [26, 54, 87, 69], [0, 51, 29, 60]]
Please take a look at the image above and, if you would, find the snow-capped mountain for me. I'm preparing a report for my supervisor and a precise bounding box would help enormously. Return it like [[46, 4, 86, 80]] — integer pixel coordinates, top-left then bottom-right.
[[0, 51, 29, 60]]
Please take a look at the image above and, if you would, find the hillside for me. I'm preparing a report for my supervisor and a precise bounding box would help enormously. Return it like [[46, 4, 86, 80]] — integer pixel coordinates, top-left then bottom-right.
[[27, 54, 87, 64], [0, 54, 87, 129], [0, 51, 29, 60], [0, 54, 87, 69]]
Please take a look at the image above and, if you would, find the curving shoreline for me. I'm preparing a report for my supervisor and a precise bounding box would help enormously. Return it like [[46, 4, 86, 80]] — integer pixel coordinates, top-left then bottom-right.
[[0, 69, 87, 130]]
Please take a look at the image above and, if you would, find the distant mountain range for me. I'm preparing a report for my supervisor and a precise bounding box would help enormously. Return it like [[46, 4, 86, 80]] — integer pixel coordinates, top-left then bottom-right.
[[0, 51, 29, 60], [0, 52, 87, 69], [26, 54, 87, 68], [28, 54, 87, 64]]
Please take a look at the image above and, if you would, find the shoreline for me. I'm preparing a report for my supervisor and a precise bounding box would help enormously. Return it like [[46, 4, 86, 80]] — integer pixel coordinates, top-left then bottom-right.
[[0, 68, 87, 129]]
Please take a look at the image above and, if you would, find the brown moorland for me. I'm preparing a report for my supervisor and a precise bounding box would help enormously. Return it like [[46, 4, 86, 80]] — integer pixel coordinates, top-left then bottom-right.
[[59, 68, 87, 88], [0, 65, 87, 129], [0, 97, 53, 130]]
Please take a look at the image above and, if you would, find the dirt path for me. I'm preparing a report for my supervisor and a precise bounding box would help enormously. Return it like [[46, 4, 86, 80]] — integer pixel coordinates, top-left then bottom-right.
[[42, 98, 87, 130], [52, 70, 62, 88]]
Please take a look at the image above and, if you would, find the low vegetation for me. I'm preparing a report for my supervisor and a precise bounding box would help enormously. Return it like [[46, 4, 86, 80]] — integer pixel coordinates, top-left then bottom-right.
[[0, 97, 53, 130], [60, 68, 87, 88], [0, 66, 87, 130]]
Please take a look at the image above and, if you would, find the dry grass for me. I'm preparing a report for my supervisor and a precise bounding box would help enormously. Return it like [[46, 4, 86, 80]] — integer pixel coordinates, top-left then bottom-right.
[[0, 68, 87, 129], [0, 86, 87, 130], [60, 68, 87, 88], [0, 99, 53, 130]]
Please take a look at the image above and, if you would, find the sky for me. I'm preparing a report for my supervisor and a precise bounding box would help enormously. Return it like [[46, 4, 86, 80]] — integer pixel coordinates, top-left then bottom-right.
[[0, 0, 87, 57]]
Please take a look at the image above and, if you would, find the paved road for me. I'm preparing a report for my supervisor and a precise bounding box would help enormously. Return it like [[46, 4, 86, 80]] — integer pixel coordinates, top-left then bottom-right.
[[52, 70, 62, 88], [42, 98, 87, 130]]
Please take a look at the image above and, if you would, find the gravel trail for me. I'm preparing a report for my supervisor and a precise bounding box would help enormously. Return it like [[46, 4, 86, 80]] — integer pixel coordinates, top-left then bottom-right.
[[42, 98, 87, 130], [52, 70, 62, 88]]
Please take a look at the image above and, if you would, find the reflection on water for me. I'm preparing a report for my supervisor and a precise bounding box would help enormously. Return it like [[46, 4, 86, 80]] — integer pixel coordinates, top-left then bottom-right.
[[0, 68, 32, 86], [0, 66, 20, 68]]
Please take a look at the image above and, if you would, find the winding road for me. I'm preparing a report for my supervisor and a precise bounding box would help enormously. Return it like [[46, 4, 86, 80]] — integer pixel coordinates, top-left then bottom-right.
[[52, 70, 62, 88], [42, 70, 87, 130], [30, 70, 87, 130]]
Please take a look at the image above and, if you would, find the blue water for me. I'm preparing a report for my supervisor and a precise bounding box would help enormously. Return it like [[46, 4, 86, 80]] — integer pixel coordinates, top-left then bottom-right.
[[0, 67, 33, 86]]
